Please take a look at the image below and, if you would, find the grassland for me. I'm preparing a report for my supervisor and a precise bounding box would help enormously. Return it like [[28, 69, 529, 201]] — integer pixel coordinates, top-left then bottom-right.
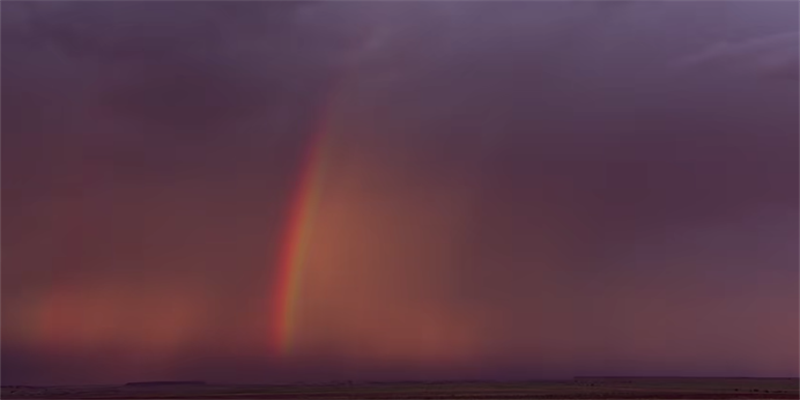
[[3, 377, 798, 399]]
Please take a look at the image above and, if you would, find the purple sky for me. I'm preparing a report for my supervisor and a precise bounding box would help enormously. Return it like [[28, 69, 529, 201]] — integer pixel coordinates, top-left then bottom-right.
[[2, 1, 798, 385]]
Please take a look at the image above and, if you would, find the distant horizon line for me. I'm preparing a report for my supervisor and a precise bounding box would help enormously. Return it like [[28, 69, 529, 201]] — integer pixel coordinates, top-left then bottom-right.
[[4, 376, 799, 388]]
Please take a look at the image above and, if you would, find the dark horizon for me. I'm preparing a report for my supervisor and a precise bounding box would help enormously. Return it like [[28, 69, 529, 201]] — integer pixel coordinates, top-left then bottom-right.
[[4, 375, 800, 387], [2, 1, 798, 386]]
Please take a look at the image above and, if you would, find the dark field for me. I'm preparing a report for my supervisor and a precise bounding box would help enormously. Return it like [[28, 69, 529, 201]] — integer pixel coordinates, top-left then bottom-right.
[[3, 377, 798, 399]]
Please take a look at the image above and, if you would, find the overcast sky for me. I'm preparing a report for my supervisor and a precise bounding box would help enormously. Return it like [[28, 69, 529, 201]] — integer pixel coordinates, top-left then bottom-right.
[[2, 1, 798, 385]]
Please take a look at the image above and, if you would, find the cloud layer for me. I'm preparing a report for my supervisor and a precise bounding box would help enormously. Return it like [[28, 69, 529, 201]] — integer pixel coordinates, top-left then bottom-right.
[[2, 1, 797, 385]]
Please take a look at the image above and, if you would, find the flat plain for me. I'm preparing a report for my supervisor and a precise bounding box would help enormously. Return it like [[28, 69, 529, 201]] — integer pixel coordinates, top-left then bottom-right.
[[3, 377, 798, 399]]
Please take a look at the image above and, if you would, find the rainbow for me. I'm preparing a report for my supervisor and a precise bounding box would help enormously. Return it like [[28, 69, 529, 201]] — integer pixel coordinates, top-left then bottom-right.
[[270, 24, 380, 356], [270, 75, 347, 356]]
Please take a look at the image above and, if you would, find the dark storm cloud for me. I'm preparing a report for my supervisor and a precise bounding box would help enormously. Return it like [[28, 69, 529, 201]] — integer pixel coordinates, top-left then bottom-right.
[[1, 1, 375, 192], [0, 3, 361, 309], [299, 0, 798, 378], [1, 2, 358, 384], [2, 0, 798, 385]]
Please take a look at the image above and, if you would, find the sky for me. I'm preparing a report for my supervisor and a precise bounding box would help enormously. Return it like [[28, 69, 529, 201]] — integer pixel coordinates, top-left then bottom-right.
[[2, 0, 798, 385]]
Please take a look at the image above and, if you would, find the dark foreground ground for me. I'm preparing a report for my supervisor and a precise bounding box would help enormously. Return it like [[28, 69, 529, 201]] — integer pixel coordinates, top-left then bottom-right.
[[3, 377, 798, 399]]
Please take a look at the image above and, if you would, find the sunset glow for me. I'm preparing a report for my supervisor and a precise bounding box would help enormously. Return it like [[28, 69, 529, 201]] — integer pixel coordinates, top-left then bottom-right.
[[3, 1, 797, 385]]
